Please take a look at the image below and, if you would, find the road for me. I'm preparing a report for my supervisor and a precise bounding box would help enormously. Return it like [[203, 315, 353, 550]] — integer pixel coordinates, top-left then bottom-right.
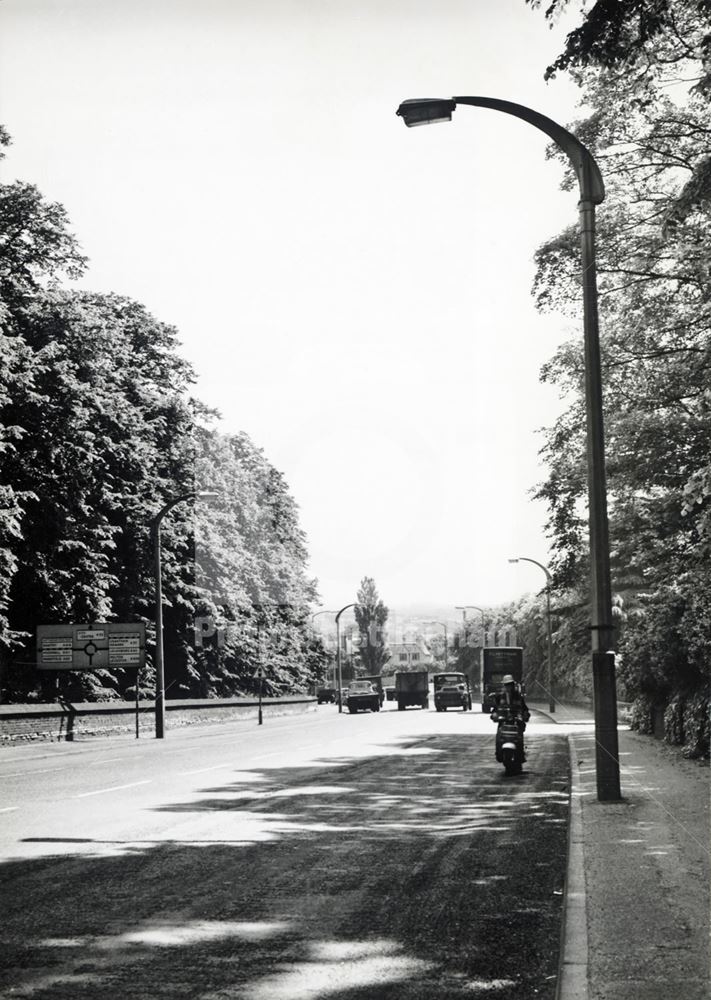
[[0, 705, 569, 999]]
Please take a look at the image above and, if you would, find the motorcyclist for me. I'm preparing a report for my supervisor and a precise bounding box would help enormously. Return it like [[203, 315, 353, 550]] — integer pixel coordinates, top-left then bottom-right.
[[490, 674, 530, 762], [490, 674, 530, 724]]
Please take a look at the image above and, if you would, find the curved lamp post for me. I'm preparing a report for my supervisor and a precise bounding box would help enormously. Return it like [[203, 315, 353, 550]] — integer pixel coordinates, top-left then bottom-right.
[[311, 609, 335, 625], [456, 604, 486, 648], [151, 490, 219, 739], [311, 609, 337, 690], [509, 557, 555, 714], [335, 603, 357, 713], [397, 96, 620, 800]]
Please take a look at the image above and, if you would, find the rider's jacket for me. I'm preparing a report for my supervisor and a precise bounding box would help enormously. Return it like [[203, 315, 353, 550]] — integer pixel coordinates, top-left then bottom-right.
[[490, 686, 530, 724]]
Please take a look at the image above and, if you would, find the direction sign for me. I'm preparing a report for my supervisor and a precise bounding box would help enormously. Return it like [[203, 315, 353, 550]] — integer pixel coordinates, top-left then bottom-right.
[[37, 623, 146, 671], [109, 632, 142, 665], [39, 637, 72, 665]]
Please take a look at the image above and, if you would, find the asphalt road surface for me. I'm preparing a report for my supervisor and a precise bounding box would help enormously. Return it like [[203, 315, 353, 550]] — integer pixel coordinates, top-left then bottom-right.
[[0, 705, 569, 999]]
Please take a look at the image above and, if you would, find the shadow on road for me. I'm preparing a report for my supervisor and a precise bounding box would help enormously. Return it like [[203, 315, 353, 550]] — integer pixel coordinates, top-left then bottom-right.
[[1, 732, 569, 999]]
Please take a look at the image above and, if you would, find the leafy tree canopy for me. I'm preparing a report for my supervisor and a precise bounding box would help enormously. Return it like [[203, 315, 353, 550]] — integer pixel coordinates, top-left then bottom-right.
[[526, 0, 710, 745], [354, 576, 390, 675], [0, 127, 326, 701]]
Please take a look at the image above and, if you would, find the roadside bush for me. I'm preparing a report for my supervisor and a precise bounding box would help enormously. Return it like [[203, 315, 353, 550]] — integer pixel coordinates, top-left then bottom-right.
[[628, 694, 655, 736], [681, 692, 710, 760], [664, 697, 685, 746]]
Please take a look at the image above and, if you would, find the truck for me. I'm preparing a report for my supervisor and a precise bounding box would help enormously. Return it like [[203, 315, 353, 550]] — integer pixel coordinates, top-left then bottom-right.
[[316, 686, 338, 704], [433, 672, 472, 712], [480, 647, 523, 713], [395, 670, 429, 711]]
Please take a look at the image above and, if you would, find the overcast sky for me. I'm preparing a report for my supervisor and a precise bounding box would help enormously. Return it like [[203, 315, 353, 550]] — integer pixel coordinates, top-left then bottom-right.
[[0, 0, 587, 614]]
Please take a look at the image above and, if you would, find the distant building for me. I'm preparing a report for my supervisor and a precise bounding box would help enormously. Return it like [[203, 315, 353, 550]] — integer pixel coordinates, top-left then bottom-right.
[[388, 641, 433, 669]]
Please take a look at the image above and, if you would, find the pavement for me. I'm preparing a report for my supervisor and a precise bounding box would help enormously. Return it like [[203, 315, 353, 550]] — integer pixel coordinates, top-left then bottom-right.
[[530, 701, 710, 1000]]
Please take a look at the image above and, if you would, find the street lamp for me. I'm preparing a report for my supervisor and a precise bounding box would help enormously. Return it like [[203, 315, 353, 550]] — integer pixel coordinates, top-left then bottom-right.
[[151, 490, 219, 739], [397, 95, 620, 801], [311, 609, 337, 689], [335, 603, 356, 713], [311, 609, 332, 622], [509, 557, 555, 714], [455, 605, 486, 648]]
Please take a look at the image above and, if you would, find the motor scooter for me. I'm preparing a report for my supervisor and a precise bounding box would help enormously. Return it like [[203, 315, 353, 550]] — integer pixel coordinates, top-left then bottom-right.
[[493, 708, 526, 776]]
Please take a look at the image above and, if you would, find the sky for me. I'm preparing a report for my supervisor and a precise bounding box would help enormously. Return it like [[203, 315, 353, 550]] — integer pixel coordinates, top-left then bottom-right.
[[0, 0, 587, 616]]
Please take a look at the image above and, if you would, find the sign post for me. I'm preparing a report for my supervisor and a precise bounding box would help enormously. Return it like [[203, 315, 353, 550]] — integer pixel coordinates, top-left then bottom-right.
[[135, 666, 140, 739], [37, 624, 146, 737], [256, 665, 264, 726]]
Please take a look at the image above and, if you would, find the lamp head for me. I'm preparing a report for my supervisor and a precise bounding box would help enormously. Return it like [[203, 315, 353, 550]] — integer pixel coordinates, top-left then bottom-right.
[[197, 490, 220, 501], [508, 558, 519, 564], [396, 98, 456, 127]]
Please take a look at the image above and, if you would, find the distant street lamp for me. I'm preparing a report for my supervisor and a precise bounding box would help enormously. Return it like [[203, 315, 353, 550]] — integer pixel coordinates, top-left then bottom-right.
[[335, 603, 357, 713], [509, 557, 555, 713], [311, 609, 335, 625], [397, 95, 620, 801], [311, 609, 337, 689], [456, 605, 486, 648], [151, 490, 219, 739]]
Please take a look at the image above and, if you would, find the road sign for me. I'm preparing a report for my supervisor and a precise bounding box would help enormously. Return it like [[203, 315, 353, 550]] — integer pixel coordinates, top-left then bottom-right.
[[108, 633, 142, 665], [39, 636, 72, 665], [37, 623, 146, 671]]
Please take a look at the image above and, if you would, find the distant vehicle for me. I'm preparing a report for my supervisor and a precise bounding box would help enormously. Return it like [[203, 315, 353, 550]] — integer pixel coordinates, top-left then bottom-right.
[[395, 670, 429, 711], [480, 647, 524, 713], [345, 680, 381, 714], [433, 672, 472, 712], [316, 687, 337, 704], [384, 684, 396, 702], [359, 674, 385, 706]]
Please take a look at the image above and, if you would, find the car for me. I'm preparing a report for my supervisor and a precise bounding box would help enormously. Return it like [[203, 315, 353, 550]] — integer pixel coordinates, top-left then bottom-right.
[[345, 680, 381, 714], [433, 672, 472, 712], [316, 686, 337, 704], [359, 674, 386, 706]]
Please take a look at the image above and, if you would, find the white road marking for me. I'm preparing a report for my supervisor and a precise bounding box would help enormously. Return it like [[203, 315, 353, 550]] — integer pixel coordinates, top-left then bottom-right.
[[0, 806, 19, 813], [181, 763, 232, 775], [75, 780, 151, 799], [0, 767, 63, 777]]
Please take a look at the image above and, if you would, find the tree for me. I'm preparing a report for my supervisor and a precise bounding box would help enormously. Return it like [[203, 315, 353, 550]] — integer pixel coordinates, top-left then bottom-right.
[[0, 290, 198, 699], [0, 126, 327, 702], [0, 126, 89, 669], [354, 577, 390, 674], [526, 0, 711, 751], [0, 127, 87, 315]]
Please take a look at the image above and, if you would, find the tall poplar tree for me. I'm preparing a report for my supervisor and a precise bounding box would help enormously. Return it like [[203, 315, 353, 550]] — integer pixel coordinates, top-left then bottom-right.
[[354, 577, 390, 674]]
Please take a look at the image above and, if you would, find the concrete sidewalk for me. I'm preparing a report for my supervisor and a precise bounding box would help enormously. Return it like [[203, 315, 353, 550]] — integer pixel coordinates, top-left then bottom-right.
[[531, 702, 710, 999]]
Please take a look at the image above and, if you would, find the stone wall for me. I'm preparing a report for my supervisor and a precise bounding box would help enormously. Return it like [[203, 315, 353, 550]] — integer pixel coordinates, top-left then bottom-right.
[[0, 695, 317, 743]]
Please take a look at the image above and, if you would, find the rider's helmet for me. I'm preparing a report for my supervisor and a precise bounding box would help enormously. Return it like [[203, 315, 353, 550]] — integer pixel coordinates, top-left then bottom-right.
[[502, 674, 516, 685]]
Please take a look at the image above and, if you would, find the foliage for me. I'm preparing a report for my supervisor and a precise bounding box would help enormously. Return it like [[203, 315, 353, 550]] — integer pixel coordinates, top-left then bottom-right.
[[354, 576, 390, 674], [467, 594, 593, 704], [526, 0, 711, 736], [0, 128, 326, 701], [528, 1, 711, 89]]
